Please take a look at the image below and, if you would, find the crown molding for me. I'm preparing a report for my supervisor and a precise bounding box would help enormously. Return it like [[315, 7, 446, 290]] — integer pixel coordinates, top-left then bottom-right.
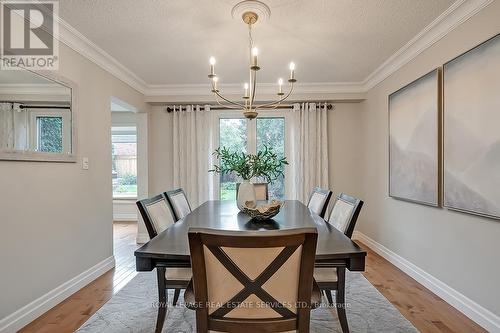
[[56, 17, 148, 94], [362, 0, 494, 90], [0, 83, 70, 96], [52, 0, 491, 98], [146, 81, 366, 97]]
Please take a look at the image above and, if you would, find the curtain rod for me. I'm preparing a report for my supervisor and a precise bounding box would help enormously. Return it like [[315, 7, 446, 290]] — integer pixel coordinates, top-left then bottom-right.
[[165, 103, 333, 113], [0, 102, 70, 110], [20, 105, 70, 109]]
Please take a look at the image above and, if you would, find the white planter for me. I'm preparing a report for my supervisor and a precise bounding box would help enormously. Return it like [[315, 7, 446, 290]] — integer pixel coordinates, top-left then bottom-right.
[[237, 181, 256, 210]]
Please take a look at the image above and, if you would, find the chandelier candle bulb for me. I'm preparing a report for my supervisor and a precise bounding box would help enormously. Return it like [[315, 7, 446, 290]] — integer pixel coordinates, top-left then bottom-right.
[[289, 62, 296, 81], [209, 57, 216, 77], [251, 47, 259, 69], [278, 78, 283, 94], [244, 83, 249, 98]]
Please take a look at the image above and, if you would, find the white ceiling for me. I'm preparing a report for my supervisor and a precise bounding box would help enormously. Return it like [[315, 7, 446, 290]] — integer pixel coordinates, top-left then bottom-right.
[[59, 0, 455, 86]]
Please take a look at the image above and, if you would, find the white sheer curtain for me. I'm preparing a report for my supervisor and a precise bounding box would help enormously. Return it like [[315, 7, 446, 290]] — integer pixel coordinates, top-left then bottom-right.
[[0, 103, 14, 149], [171, 105, 214, 207], [0, 103, 29, 150], [288, 102, 330, 202]]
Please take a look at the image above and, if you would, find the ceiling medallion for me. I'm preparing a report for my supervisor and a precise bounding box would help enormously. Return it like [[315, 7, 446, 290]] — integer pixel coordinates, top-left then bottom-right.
[[207, 0, 296, 119]]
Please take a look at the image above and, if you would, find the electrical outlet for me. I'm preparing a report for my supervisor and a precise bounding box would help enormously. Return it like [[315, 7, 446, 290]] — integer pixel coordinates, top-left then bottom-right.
[[82, 157, 89, 170]]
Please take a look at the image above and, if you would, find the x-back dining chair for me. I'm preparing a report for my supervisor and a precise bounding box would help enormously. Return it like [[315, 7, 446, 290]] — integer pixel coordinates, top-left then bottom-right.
[[136, 194, 191, 308], [314, 193, 364, 333], [236, 182, 269, 200], [164, 188, 192, 222], [307, 187, 332, 218], [185, 228, 321, 333]]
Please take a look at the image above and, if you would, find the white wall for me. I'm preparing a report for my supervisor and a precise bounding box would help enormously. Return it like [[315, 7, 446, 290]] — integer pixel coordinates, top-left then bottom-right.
[[328, 103, 364, 198], [148, 106, 174, 196], [357, 0, 500, 323], [0, 43, 148, 330]]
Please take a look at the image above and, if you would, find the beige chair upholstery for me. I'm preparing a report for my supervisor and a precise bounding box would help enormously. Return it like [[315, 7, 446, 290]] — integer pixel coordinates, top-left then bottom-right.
[[169, 192, 191, 220], [313, 267, 338, 283], [204, 245, 302, 318], [306, 187, 332, 218], [165, 267, 192, 281], [328, 199, 355, 234], [254, 183, 268, 201], [308, 192, 327, 215], [144, 198, 173, 234]]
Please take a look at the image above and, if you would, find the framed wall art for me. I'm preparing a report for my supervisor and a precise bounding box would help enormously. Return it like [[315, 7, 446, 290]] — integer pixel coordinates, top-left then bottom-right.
[[443, 33, 500, 219], [389, 68, 441, 206]]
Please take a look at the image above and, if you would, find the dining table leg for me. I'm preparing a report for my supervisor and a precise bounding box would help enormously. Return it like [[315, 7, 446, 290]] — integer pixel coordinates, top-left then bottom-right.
[[336, 267, 349, 333], [155, 267, 167, 333]]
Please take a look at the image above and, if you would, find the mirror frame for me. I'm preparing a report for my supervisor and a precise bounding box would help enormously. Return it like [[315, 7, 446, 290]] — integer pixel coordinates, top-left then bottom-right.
[[0, 69, 78, 163]]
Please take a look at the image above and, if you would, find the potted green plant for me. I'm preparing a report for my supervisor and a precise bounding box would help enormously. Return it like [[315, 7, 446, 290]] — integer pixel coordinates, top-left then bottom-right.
[[210, 145, 288, 210]]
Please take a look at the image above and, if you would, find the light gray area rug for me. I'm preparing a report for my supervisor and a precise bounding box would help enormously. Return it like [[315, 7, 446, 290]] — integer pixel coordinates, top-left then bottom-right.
[[77, 271, 418, 332]]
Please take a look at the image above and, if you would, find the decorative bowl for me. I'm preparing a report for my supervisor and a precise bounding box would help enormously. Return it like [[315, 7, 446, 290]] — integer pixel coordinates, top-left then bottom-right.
[[242, 200, 283, 221]]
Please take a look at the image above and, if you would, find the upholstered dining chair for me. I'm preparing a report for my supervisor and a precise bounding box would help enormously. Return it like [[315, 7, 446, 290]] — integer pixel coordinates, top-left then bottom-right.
[[164, 188, 192, 222], [184, 228, 321, 333], [136, 194, 191, 307], [314, 193, 363, 333], [236, 182, 269, 200], [306, 187, 332, 218]]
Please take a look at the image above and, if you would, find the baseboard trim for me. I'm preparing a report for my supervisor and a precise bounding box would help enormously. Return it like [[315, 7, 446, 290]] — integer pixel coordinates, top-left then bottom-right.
[[353, 231, 500, 332], [136, 233, 149, 244], [0, 256, 115, 333]]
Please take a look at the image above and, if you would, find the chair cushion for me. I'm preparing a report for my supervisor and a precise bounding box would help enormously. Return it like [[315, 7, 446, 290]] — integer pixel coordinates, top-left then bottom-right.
[[313, 267, 338, 282], [165, 267, 192, 281], [308, 192, 327, 216], [328, 199, 355, 234], [170, 192, 191, 220], [145, 199, 173, 234]]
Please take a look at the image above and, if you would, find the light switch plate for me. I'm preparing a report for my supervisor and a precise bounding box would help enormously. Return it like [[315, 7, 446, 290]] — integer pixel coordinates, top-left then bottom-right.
[[82, 157, 89, 170]]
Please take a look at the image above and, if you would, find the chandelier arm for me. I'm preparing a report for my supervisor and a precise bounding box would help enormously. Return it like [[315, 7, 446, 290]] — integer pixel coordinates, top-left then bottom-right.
[[214, 93, 245, 109], [214, 91, 246, 108], [262, 99, 283, 110], [213, 94, 243, 109], [211, 81, 246, 108], [255, 83, 294, 110]]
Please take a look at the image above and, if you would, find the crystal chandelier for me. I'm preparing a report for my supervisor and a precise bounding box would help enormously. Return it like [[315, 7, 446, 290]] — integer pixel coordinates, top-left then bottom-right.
[[208, 1, 296, 119]]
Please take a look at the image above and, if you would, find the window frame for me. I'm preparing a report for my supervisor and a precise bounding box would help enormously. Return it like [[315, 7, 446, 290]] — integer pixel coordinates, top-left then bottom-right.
[[111, 125, 138, 199], [28, 109, 71, 154], [213, 109, 292, 200]]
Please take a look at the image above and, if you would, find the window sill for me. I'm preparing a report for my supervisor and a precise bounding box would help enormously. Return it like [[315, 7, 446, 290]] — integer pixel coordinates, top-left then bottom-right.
[[113, 196, 137, 201]]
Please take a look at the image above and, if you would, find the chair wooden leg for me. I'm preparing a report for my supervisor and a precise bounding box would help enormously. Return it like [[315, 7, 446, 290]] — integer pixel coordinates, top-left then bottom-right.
[[336, 267, 349, 333], [155, 267, 167, 333], [324, 289, 334, 306], [173, 288, 181, 306]]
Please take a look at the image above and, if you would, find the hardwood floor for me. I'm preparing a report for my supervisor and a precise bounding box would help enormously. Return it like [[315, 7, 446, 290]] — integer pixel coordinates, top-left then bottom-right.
[[359, 243, 486, 333], [20, 222, 486, 333]]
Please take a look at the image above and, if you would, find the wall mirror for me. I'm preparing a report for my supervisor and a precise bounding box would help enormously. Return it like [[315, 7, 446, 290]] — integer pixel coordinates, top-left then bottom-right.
[[0, 68, 76, 162]]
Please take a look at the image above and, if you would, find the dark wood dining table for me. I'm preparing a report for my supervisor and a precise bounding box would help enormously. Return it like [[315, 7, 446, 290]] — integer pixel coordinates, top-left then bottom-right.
[[135, 200, 366, 332]]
